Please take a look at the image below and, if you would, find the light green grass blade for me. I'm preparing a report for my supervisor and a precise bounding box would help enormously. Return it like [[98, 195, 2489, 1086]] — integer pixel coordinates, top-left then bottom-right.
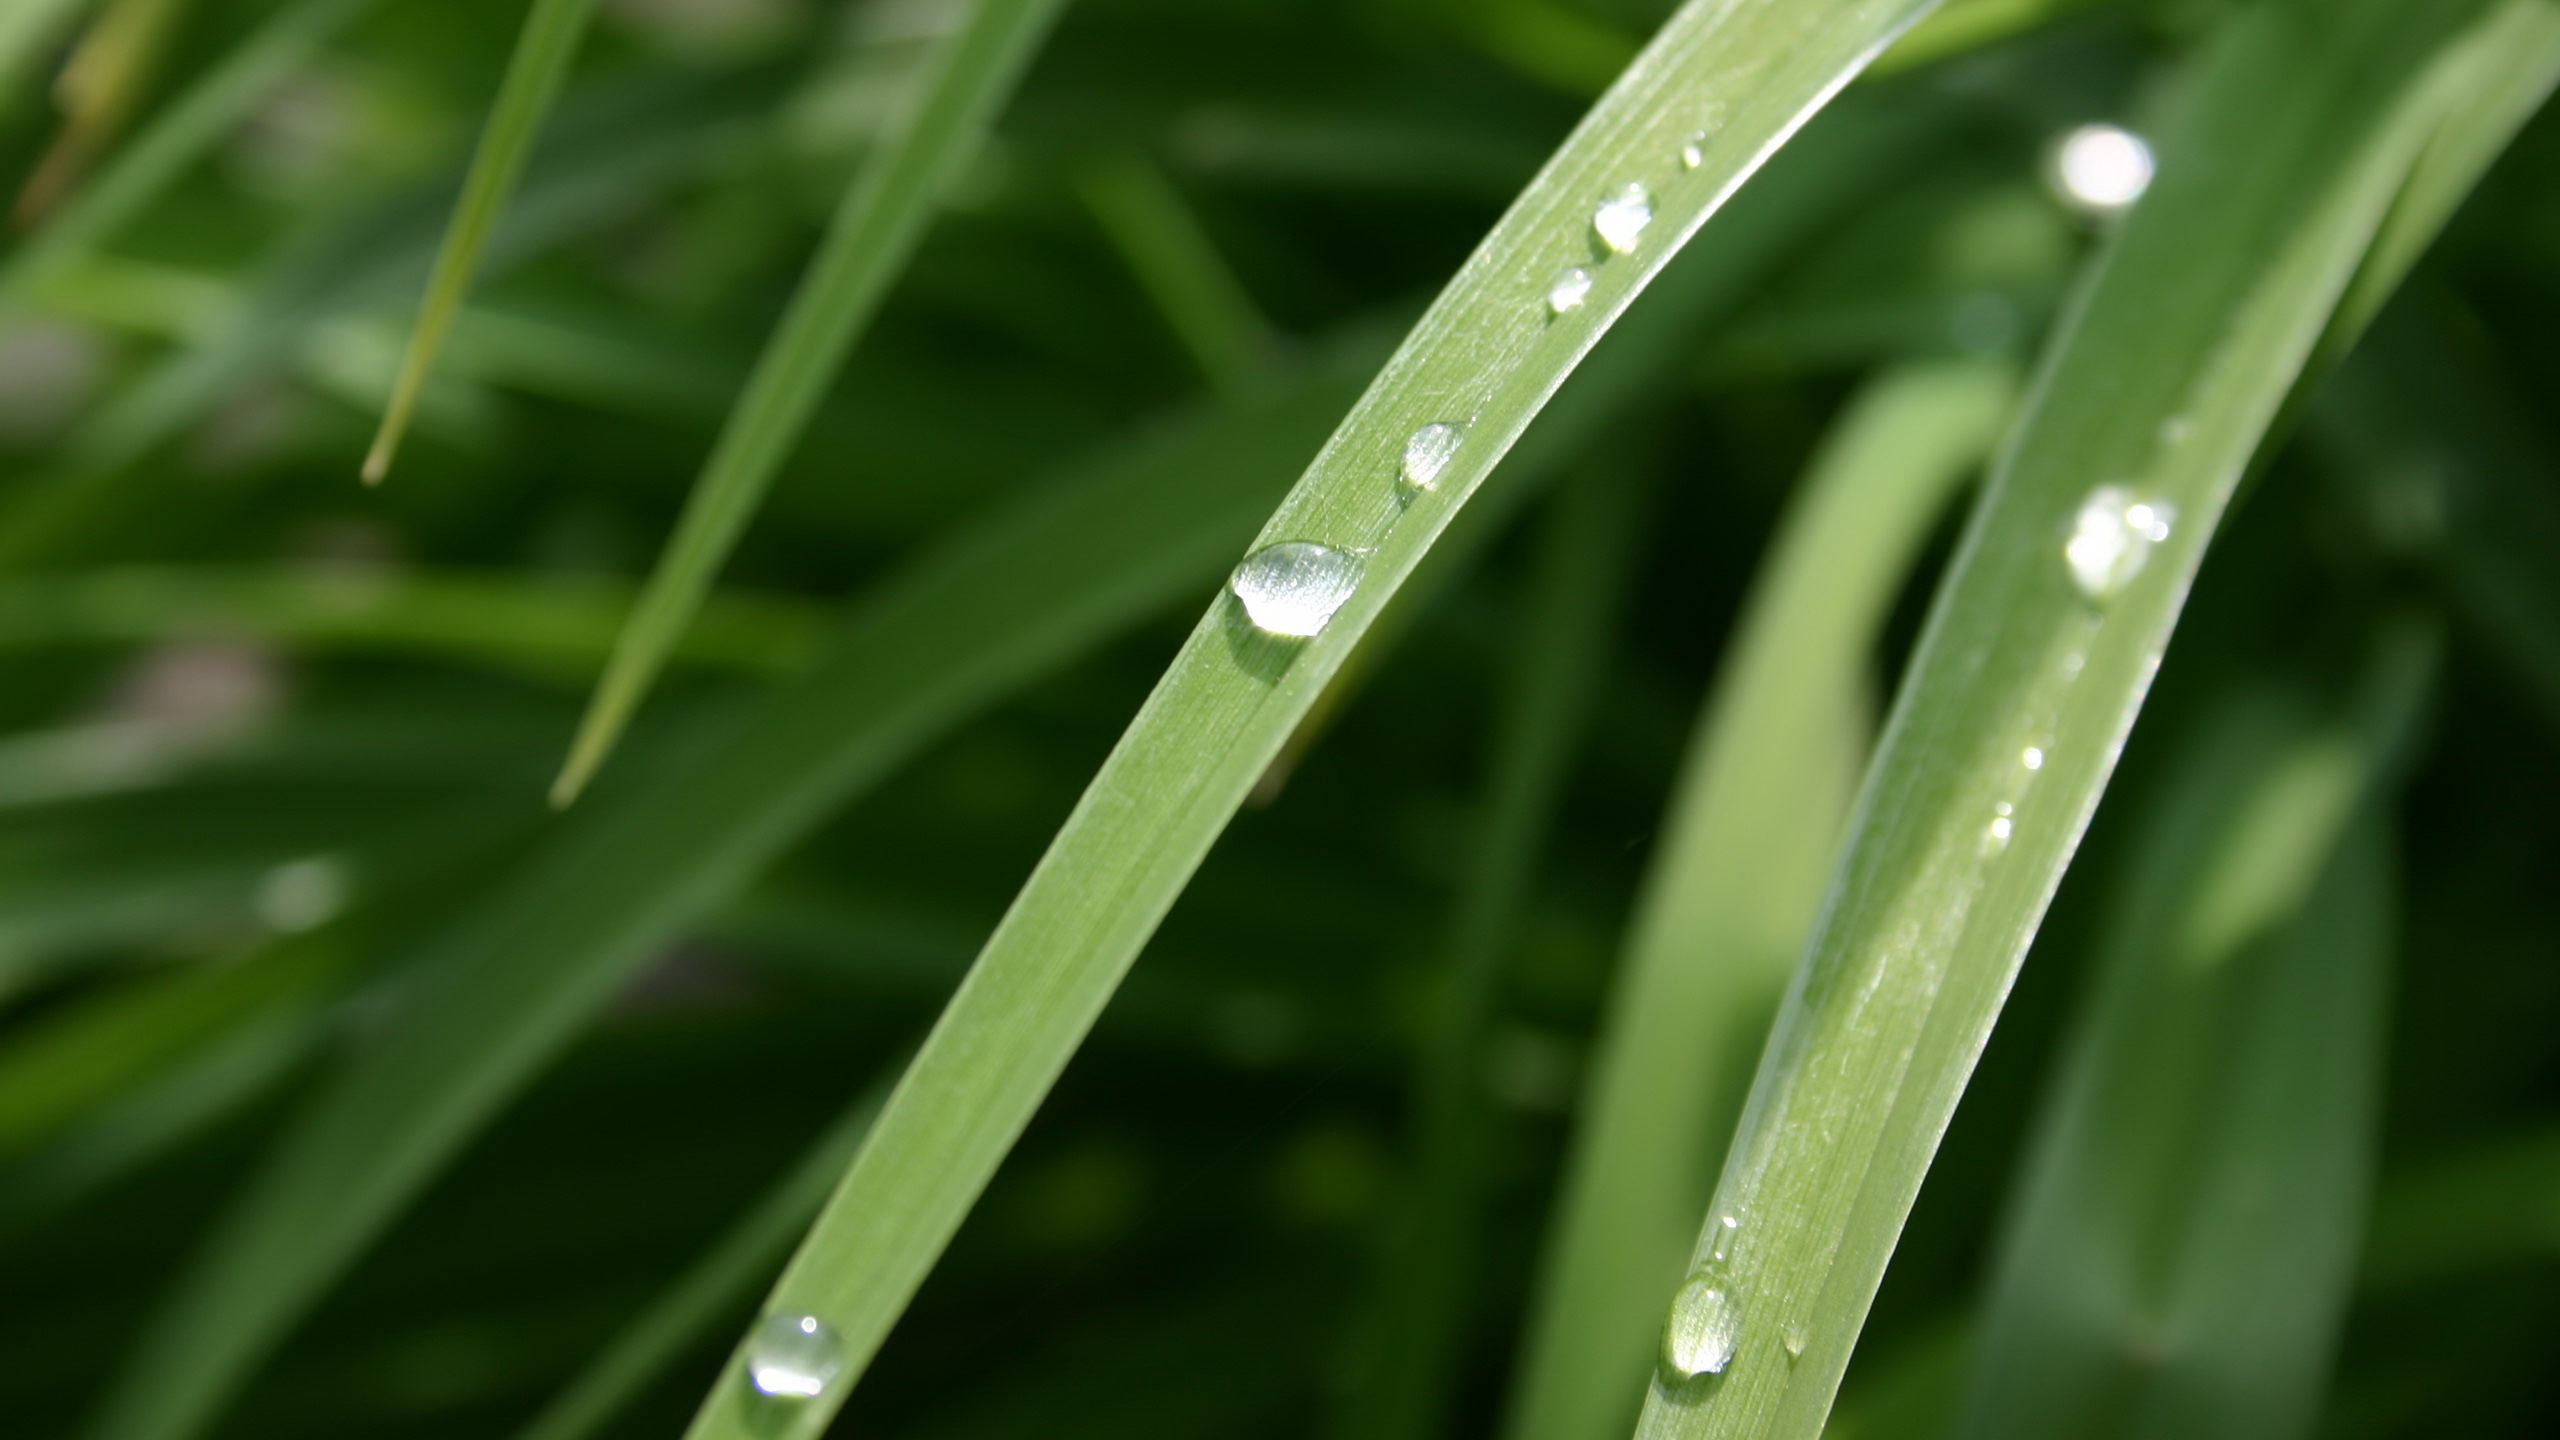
[[12, 0, 189, 221], [1628, 2, 2528, 1436], [1332, 468, 1646, 1440], [0, 566, 823, 677], [1956, 635, 2430, 1440], [359, 0, 599, 485], [0, 0, 102, 101], [1504, 360, 2014, 1440], [518, 1082, 890, 1440], [549, 0, 1071, 804], [0, 0, 382, 308], [672, 5, 1950, 1436]]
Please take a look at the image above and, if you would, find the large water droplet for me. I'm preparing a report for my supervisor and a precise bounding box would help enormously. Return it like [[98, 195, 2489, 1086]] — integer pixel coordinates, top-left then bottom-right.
[[1402, 422, 1462, 492], [1547, 266, 1594, 317], [745, 1313, 843, 1401], [2064, 485, 2175, 601], [1231, 541, 1362, 638], [2051, 123, 2155, 217], [1593, 183, 1654, 255], [1661, 1276, 1741, 1382]]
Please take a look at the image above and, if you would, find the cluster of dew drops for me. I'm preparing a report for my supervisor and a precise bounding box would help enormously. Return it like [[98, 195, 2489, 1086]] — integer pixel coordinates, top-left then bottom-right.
[[1226, 119, 1714, 640]]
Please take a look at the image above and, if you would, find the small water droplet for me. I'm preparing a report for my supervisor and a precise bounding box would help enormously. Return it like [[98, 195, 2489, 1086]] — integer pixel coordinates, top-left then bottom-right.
[[1662, 1276, 1741, 1382], [1782, 1325, 1808, 1361], [2050, 123, 2155, 217], [1709, 1212, 1740, 1263], [1679, 131, 1709, 169], [1983, 801, 2016, 855], [2064, 485, 2175, 601], [1546, 265, 1594, 316], [1402, 422, 1463, 492], [1231, 541, 1362, 638], [745, 1313, 843, 1401], [2021, 745, 2046, 772], [1593, 183, 1654, 255]]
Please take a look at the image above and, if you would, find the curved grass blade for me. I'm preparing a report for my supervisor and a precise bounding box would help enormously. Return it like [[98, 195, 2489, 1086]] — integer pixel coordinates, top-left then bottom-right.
[[1332, 468, 1646, 1440], [1630, 2, 2529, 1436], [549, 0, 1071, 804], [358, 0, 597, 485], [85, 74, 1943, 1440], [672, 5, 1953, 1435], [0, 0, 382, 308], [1956, 634, 2430, 1440], [1504, 360, 2014, 1440], [517, 1080, 890, 1440]]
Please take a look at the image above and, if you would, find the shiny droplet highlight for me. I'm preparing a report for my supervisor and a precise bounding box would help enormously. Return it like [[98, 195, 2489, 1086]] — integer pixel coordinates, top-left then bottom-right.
[[1679, 131, 1708, 169], [744, 1313, 843, 1401], [1593, 183, 1654, 254], [2051, 123, 2155, 217], [1402, 422, 1462, 492], [1662, 1275, 1741, 1381], [2064, 485, 2175, 601], [1547, 265, 1594, 316], [1231, 541, 1362, 638]]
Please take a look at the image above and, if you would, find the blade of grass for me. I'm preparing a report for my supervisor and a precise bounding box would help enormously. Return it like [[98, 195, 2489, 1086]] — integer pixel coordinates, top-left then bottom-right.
[[1332, 466, 1646, 1440], [13, 0, 190, 223], [1628, 2, 2526, 1436], [0, 0, 382, 308], [1074, 153, 1277, 394], [1504, 359, 2014, 1440], [358, 0, 597, 485], [673, 5, 1954, 1436], [1955, 632, 2430, 1440], [517, 1079, 890, 1440], [0, 0, 101, 102], [548, 0, 1071, 803], [88, 77, 1951, 1440], [2363, 1127, 2560, 1288]]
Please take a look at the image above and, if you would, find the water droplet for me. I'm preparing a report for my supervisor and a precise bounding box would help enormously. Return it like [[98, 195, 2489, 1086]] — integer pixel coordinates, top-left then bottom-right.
[[1592, 183, 1654, 255], [1662, 1276, 1741, 1382], [745, 1313, 843, 1401], [1231, 542, 1362, 638], [2064, 485, 2175, 601], [2050, 123, 2155, 217], [1983, 801, 2016, 855], [1679, 132, 1709, 170], [1709, 1212, 1740, 1263], [1546, 265, 1594, 316], [1782, 1325, 1808, 1361], [1401, 422, 1462, 492], [2021, 745, 2046, 772]]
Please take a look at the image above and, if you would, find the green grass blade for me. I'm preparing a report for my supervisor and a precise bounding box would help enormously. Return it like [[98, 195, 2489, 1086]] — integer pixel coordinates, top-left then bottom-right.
[[518, 1083, 890, 1440], [1628, 2, 2527, 1436], [358, 0, 599, 485], [0, 0, 102, 100], [1333, 468, 1646, 1440], [671, 4, 1951, 1435], [1075, 154, 1276, 393], [0, 0, 382, 308], [549, 0, 1071, 804], [1505, 360, 2014, 1440], [2364, 1126, 2560, 1288], [1956, 635, 2430, 1440]]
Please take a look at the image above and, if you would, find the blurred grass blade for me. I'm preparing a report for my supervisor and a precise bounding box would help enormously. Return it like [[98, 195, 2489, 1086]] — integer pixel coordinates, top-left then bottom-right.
[[13, 0, 189, 223], [519, 1082, 889, 1440], [0, 0, 102, 99], [0, 0, 381, 307], [1505, 360, 2013, 1440], [1631, 3, 2529, 1437], [1075, 154, 1276, 393], [2365, 1126, 2560, 1288], [1956, 635, 2430, 1440], [1333, 469, 1645, 1440], [85, 76, 1946, 1440], [549, 0, 1070, 804], [675, 4, 1952, 1435], [358, 0, 597, 485]]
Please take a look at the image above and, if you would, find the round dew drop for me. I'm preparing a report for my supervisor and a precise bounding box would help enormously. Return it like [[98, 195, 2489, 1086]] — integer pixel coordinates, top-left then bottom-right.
[[1680, 131, 1709, 169], [1402, 422, 1463, 491], [1661, 1276, 1741, 1382], [1593, 183, 1654, 254], [745, 1312, 844, 1401], [1231, 541, 1362, 638], [2050, 123, 2155, 217], [2064, 484, 2175, 601], [1547, 265, 1594, 316]]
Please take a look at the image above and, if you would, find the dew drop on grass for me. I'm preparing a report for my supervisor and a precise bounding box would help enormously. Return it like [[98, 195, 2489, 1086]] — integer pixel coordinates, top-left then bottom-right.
[[1680, 131, 1709, 169], [1547, 265, 1594, 316], [1593, 183, 1654, 254], [2021, 744, 2047, 772], [1231, 542, 1362, 638], [745, 1313, 844, 1401], [1402, 422, 1462, 491], [1782, 1325, 1808, 1361], [1662, 1275, 1741, 1381], [1709, 1212, 1740, 1263], [1983, 801, 2016, 855], [2064, 485, 2175, 601], [2050, 123, 2155, 217]]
